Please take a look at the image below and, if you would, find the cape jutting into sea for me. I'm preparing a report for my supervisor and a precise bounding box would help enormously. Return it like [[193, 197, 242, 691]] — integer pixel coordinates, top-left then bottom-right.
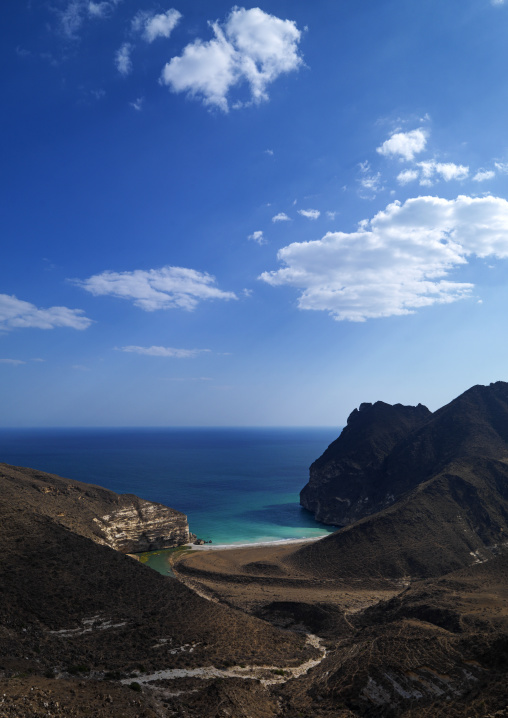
[[0, 427, 339, 545]]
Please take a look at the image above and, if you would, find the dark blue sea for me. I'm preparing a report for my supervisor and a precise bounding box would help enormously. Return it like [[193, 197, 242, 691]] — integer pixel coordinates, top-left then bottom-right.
[[0, 428, 339, 545]]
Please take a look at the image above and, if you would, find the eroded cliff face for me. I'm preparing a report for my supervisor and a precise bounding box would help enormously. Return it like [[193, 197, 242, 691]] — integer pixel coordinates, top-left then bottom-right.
[[0, 463, 194, 553], [93, 497, 194, 553]]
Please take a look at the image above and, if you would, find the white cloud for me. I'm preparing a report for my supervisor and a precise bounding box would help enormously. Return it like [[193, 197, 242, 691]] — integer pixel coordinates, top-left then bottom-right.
[[260, 194, 508, 322], [136, 9, 182, 43], [272, 212, 291, 222], [377, 128, 428, 161], [397, 169, 419, 185], [74, 265, 237, 311], [115, 43, 132, 76], [58, 1, 84, 37], [473, 169, 495, 182], [0, 359, 26, 366], [298, 209, 320, 220], [359, 172, 382, 195], [58, 0, 121, 37], [357, 161, 383, 197], [398, 162, 469, 186], [264, 149, 274, 156], [491, 0, 505, 5], [0, 294, 92, 330], [160, 7, 303, 111], [120, 345, 210, 358], [88, 2, 109, 18], [495, 162, 508, 173], [248, 230, 267, 245], [418, 161, 469, 183], [326, 211, 337, 220]]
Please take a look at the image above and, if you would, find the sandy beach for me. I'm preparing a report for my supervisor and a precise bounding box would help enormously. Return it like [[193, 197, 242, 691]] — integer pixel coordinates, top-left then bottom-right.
[[187, 535, 325, 551]]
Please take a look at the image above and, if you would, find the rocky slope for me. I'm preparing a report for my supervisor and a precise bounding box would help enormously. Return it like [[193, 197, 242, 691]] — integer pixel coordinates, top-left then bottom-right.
[[300, 400, 431, 524], [294, 382, 508, 580], [0, 463, 317, 717], [0, 462, 194, 552], [280, 551, 508, 717]]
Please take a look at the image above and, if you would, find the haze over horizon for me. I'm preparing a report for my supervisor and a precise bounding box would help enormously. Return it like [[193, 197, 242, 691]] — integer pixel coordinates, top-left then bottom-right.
[[3, 0, 508, 427]]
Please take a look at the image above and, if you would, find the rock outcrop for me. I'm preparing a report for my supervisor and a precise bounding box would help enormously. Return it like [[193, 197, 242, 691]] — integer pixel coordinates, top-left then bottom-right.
[[300, 400, 431, 524], [92, 498, 194, 553], [0, 462, 194, 552]]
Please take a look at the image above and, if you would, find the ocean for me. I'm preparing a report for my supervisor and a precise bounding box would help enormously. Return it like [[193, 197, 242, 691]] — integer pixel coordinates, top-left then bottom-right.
[[0, 427, 339, 545]]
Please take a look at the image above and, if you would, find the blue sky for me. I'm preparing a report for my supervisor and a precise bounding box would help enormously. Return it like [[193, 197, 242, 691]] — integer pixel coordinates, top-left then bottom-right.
[[3, 0, 508, 426]]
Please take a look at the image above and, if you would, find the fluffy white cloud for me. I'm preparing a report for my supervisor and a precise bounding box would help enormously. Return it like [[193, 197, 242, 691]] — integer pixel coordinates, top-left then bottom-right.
[[397, 169, 419, 185], [115, 43, 132, 75], [298, 209, 320, 220], [133, 9, 182, 43], [260, 194, 508, 322], [0, 294, 92, 330], [272, 212, 291, 222], [120, 345, 210, 358], [495, 162, 508, 173], [398, 162, 469, 186], [160, 7, 303, 111], [74, 266, 237, 311], [377, 128, 428, 161], [473, 169, 495, 182], [418, 161, 469, 183], [248, 230, 267, 244]]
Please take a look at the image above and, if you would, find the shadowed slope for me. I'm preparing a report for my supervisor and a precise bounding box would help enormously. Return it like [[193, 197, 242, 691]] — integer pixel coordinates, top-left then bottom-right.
[[300, 401, 431, 524], [0, 465, 316, 678], [295, 382, 508, 580]]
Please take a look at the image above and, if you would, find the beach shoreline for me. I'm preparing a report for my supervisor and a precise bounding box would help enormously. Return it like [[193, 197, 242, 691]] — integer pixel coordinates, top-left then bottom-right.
[[186, 535, 325, 551]]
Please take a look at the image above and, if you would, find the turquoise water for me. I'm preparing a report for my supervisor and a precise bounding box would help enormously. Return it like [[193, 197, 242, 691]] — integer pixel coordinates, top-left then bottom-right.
[[0, 427, 339, 544]]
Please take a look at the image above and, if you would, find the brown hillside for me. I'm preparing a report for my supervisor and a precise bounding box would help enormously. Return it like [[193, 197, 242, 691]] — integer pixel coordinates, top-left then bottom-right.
[[0, 465, 315, 685]]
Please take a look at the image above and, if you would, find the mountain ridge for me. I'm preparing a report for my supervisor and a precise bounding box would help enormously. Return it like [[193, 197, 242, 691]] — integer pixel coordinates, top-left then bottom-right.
[[295, 381, 508, 579]]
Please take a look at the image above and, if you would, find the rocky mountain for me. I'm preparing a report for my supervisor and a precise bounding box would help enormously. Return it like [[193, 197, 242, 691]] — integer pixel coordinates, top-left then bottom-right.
[[300, 400, 431, 524], [0, 462, 194, 552], [294, 381, 508, 579]]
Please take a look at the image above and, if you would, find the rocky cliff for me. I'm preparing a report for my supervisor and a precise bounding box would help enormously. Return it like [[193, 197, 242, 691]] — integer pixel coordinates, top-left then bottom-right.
[[92, 497, 193, 553], [300, 400, 431, 524], [293, 381, 508, 580], [301, 381, 508, 527], [0, 462, 194, 552]]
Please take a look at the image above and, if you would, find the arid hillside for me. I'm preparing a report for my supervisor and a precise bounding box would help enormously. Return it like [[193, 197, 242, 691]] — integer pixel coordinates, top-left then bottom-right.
[[0, 464, 317, 717]]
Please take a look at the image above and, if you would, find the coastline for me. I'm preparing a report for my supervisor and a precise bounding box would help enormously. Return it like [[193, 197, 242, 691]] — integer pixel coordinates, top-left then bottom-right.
[[186, 535, 325, 551]]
